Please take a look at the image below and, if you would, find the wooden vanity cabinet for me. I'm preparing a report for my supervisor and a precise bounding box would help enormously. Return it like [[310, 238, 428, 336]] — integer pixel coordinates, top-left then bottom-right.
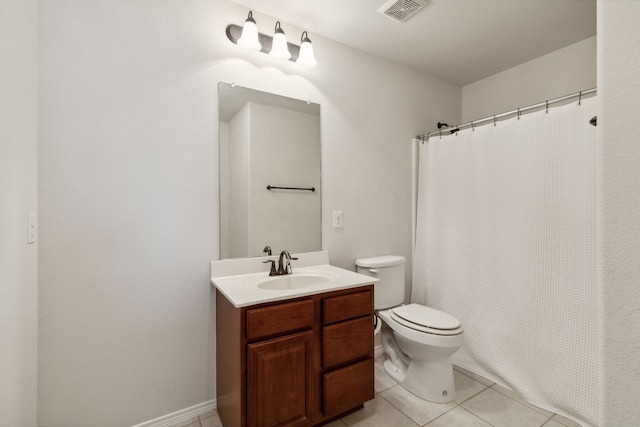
[[216, 285, 374, 427]]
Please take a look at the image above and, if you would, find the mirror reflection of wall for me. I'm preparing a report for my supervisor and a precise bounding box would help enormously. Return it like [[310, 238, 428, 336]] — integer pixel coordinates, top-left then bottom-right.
[[219, 83, 321, 259]]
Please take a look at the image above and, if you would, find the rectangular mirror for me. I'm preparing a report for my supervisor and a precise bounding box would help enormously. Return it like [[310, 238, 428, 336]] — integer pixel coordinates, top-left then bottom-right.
[[218, 82, 321, 259]]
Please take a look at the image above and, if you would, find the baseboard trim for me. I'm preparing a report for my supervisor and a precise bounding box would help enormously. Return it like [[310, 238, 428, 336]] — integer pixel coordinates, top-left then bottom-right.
[[131, 399, 216, 427], [133, 348, 385, 426], [132, 348, 383, 426]]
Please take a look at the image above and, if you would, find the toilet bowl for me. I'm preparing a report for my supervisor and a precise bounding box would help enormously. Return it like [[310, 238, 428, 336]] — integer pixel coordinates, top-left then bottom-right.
[[356, 255, 464, 403], [377, 305, 464, 402]]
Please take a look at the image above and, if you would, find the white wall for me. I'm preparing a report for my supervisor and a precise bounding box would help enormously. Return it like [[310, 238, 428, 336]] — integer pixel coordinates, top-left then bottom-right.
[[598, 1, 640, 425], [37, 1, 460, 425], [0, 1, 39, 425], [462, 36, 596, 122]]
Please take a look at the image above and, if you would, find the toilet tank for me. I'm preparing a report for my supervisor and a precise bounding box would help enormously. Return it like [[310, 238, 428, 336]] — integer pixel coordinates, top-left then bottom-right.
[[355, 255, 406, 310]]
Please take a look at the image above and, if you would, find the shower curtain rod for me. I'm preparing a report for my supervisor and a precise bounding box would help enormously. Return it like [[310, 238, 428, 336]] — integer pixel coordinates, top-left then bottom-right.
[[418, 87, 597, 141]]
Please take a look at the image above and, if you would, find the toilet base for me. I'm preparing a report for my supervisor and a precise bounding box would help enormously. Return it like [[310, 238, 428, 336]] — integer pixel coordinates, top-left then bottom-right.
[[383, 357, 456, 403]]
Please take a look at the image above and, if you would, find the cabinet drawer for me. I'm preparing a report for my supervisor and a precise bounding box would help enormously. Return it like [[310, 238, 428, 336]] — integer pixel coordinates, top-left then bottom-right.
[[323, 289, 373, 325], [246, 299, 313, 341], [323, 316, 374, 370], [323, 358, 374, 417]]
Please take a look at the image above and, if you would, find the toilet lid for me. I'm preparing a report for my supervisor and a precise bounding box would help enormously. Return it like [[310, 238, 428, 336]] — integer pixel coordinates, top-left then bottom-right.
[[390, 304, 462, 335]]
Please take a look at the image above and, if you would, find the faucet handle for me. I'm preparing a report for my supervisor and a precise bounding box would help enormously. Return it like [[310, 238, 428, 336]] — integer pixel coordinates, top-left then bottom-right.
[[262, 259, 277, 276], [284, 252, 298, 274], [280, 250, 298, 260], [263, 246, 272, 255]]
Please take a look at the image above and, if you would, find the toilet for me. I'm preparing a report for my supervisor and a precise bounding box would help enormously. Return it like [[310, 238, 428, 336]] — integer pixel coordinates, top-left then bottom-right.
[[355, 255, 464, 403]]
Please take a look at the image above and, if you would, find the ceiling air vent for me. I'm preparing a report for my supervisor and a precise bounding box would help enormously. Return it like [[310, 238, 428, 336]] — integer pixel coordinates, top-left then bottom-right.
[[379, 0, 428, 23]]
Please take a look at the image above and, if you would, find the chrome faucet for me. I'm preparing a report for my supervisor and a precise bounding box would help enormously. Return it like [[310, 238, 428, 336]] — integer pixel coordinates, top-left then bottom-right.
[[277, 250, 298, 275]]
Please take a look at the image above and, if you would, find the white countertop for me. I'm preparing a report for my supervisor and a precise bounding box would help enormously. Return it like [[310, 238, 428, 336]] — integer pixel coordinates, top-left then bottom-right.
[[211, 252, 378, 307]]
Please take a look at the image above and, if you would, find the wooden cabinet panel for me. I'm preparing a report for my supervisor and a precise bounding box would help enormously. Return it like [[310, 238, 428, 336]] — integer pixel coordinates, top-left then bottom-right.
[[323, 290, 373, 325], [322, 316, 374, 370], [323, 358, 375, 418], [247, 331, 313, 427], [246, 298, 313, 341], [216, 290, 243, 427], [217, 285, 375, 427]]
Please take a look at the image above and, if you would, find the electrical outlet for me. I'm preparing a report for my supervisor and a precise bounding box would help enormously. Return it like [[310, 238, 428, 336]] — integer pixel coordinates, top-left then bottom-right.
[[333, 211, 344, 229]]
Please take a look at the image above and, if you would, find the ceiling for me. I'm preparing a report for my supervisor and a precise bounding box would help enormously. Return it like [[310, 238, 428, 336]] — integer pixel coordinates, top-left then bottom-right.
[[227, 0, 596, 86]]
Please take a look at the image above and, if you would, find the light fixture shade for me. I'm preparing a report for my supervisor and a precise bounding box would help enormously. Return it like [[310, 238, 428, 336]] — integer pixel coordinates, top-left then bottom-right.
[[269, 22, 291, 60], [297, 31, 317, 68], [237, 11, 261, 51]]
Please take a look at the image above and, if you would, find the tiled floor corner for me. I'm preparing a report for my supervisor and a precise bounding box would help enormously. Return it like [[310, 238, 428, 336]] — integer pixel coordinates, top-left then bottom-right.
[[181, 358, 584, 427]]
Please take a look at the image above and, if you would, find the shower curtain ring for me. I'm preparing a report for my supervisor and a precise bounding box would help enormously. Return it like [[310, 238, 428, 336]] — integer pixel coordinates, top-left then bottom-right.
[[578, 91, 582, 106], [471, 122, 475, 132], [493, 115, 497, 126], [545, 101, 549, 114], [517, 108, 521, 120]]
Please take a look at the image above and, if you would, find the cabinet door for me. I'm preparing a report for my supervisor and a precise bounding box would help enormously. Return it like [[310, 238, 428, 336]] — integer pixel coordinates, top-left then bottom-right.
[[247, 331, 313, 427]]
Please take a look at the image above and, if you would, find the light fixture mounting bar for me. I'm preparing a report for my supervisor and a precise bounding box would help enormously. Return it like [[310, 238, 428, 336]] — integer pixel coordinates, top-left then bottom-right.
[[226, 24, 301, 61]]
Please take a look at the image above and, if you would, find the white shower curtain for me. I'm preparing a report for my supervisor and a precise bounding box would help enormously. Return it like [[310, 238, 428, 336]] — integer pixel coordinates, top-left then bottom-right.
[[412, 97, 597, 426]]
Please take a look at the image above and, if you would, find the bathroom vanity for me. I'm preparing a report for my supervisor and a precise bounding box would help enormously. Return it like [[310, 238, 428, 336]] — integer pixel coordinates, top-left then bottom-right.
[[212, 252, 377, 427]]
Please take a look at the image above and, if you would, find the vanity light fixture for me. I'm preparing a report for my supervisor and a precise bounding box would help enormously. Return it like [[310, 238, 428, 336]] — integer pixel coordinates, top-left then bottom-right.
[[296, 31, 317, 68], [237, 11, 261, 51], [226, 11, 317, 68], [269, 22, 291, 60]]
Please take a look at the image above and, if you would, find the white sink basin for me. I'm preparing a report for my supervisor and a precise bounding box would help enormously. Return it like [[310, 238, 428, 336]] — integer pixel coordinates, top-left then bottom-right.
[[256, 273, 335, 290], [211, 253, 380, 307]]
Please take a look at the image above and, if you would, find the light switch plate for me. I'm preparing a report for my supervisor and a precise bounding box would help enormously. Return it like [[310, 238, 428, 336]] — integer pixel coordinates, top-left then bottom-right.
[[333, 211, 344, 229]]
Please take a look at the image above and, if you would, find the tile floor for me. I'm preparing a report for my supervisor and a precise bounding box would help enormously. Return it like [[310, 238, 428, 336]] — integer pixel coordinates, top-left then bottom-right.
[[178, 359, 582, 427]]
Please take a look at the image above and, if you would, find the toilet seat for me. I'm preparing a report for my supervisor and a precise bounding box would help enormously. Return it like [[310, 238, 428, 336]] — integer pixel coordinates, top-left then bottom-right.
[[390, 304, 463, 336]]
